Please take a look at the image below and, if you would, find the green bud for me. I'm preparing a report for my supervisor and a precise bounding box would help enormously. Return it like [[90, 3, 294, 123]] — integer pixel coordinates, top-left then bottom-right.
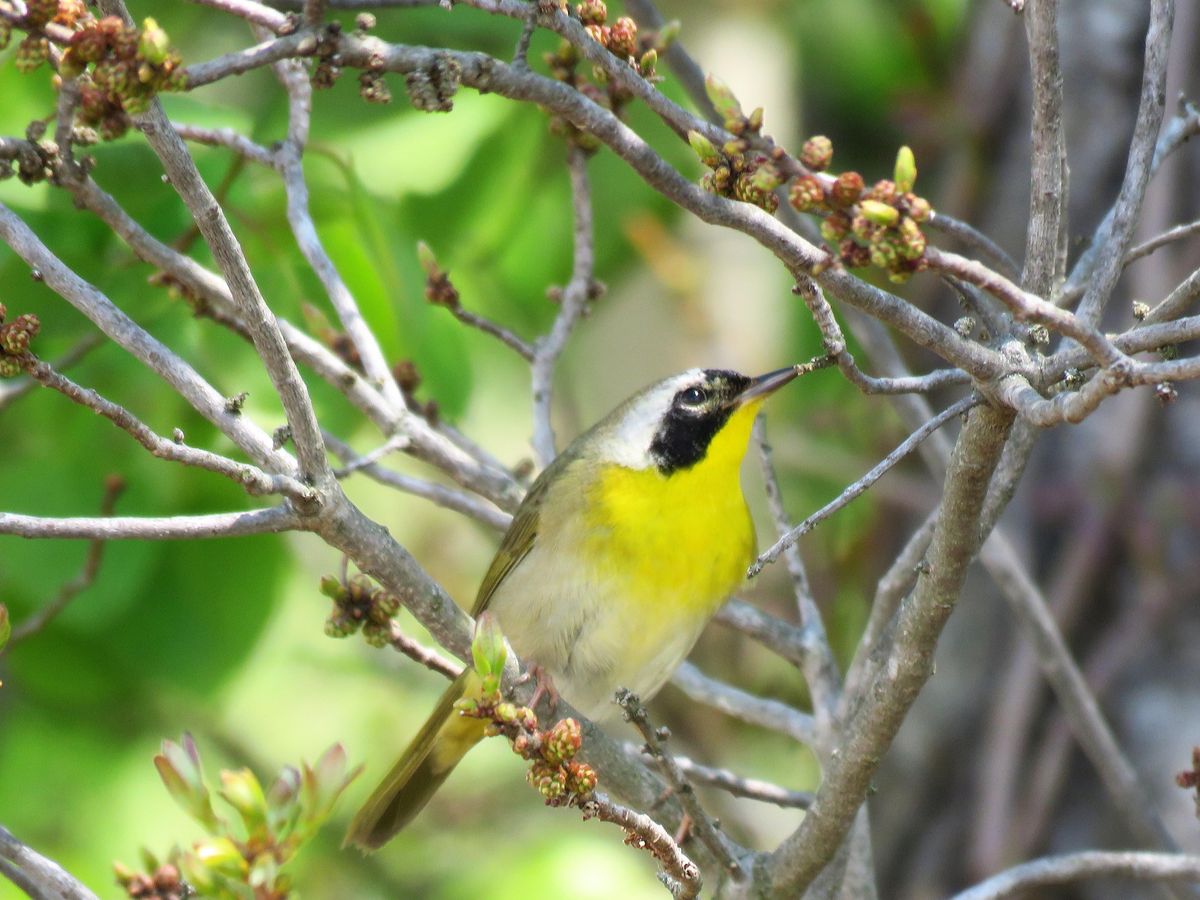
[[749, 164, 782, 193], [894, 145, 917, 193], [747, 107, 764, 132], [265, 766, 302, 835], [416, 240, 439, 276], [687, 130, 721, 168], [155, 734, 222, 833], [655, 19, 681, 49], [639, 48, 657, 76], [138, 18, 171, 66], [187, 836, 247, 883], [318, 575, 344, 600], [0, 604, 9, 654], [860, 199, 899, 226], [704, 74, 743, 124], [471, 611, 507, 695], [219, 768, 268, 836]]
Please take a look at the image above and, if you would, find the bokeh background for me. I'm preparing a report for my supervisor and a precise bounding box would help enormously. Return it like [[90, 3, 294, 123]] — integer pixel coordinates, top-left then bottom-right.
[[2, 1, 1199, 897]]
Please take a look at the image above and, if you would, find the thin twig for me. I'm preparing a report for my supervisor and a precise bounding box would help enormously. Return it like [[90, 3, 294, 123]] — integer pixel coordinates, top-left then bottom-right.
[[951, 851, 1200, 900], [1021, 0, 1068, 295], [384, 618, 462, 679], [0, 507, 300, 540], [447, 306, 535, 361], [0, 826, 99, 900], [766, 403, 1014, 896], [102, 0, 330, 485], [795, 279, 970, 395], [0, 334, 101, 412], [1073, 0, 1175, 326], [753, 417, 840, 737], [926, 247, 1127, 368], [0, 202, 299, 479], [670, 662, 817, 746], [580, 792, 702, 900], [27, 361, 317, 502], [8, 476, 125, 645], [325, 432, 512, 531], [1126, 218, 1200, 266], [530, 145, 596, 466], [632, 749, 813, 809], [172, 122, 276, 166], [617, 689, 746, 880], [928, 212, 1022, 283], [750, 394, 978, 576], [189, 0, 289, 30]]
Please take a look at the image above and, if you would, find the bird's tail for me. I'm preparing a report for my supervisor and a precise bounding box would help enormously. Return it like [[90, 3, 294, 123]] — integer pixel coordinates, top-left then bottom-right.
[[344, 668, 487, 851]]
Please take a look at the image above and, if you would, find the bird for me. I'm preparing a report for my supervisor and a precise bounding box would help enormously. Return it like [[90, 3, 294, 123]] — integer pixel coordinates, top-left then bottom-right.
[[346, 365, 799, 850]]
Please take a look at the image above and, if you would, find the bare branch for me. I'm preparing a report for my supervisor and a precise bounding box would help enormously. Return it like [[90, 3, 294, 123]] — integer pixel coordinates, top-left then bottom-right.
[[0, 825, 98, 900], [7, 476, 124, 645], [530, 145, 596, 466], [325, 433, 512, 531], [617, 689, 747, 880], [1021, 0, 1068, 294], [1073, 0, 1175, 326], [382, 618, 463, 679], [952, 851, 1200, 900], [670, 662, 817, 746], [660, 755, 813, 810], [926, 247, 1127, 368], [928, 212, 1021, 284], [1126, 218, 1200, 266], [753, 416, 840, 736], [580, 793, 702, 900], [0, 201, 298, 477], [271, 48, 411, 416], [713, 599, 807, 669], [767, 403, 1014, 896], [172, 122, 276, 166], [100, 0, 329, 484], [26, 361, 317, 502], [979, 532, 1180, 855], [796, 278, 970, 394], [189, 0, 289, 30], [0, 507, 299, 540], [750, 394, 978, 576]]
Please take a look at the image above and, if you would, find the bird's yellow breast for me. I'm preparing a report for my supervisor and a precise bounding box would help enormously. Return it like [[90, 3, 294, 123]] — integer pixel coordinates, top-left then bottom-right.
[[583, 401, 761, 615]]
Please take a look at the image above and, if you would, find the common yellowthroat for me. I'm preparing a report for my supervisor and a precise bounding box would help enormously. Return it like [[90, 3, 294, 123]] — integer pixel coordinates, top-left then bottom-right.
[[346, 366, 798, 850]]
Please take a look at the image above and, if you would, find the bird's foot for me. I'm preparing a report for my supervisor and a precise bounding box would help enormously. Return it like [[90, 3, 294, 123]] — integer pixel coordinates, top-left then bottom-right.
[[518, 662, 560, 716]]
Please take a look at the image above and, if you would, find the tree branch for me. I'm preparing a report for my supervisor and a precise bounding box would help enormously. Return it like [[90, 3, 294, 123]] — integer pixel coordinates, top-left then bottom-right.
[[952, 851, 1200, 900]]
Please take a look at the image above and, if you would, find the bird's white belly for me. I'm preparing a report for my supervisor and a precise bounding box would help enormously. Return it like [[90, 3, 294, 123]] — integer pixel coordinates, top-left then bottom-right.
[[487, 536, 708, 721]]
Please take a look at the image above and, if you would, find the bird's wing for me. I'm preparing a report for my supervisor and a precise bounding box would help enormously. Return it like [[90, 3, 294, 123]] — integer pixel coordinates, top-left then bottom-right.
[[471, 453, 573, 617]]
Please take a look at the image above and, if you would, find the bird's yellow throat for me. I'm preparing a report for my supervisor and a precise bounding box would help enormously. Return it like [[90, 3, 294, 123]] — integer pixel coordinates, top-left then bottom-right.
[[586, 398, 764, 615]]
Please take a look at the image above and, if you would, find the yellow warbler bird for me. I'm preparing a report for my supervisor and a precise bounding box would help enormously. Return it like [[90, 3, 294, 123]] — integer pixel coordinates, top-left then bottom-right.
[[347, 366, 798, 850]]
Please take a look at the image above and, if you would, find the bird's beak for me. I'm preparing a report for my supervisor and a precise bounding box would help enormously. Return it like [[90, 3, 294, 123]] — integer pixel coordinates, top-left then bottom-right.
[[732, 366, 800, 407]]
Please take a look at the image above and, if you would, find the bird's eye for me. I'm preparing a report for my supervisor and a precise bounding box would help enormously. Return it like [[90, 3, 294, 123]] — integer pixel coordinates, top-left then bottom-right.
[[678, 386, 708, 408]]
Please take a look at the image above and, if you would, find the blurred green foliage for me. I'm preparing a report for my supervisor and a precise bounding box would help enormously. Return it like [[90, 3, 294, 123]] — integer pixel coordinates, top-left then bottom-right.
[[0, 1, 967, 896]]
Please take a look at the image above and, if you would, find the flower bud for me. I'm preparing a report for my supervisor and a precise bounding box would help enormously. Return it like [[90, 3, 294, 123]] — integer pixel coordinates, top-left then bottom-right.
[[138, 18, 171, 66], [687, 130, 721, 168], [893, 145, 917, 193], [859, 199, 899, 226], [471, 611, 507, 695], [799, 135, 833, 172], [704, 74, 743, 125]]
